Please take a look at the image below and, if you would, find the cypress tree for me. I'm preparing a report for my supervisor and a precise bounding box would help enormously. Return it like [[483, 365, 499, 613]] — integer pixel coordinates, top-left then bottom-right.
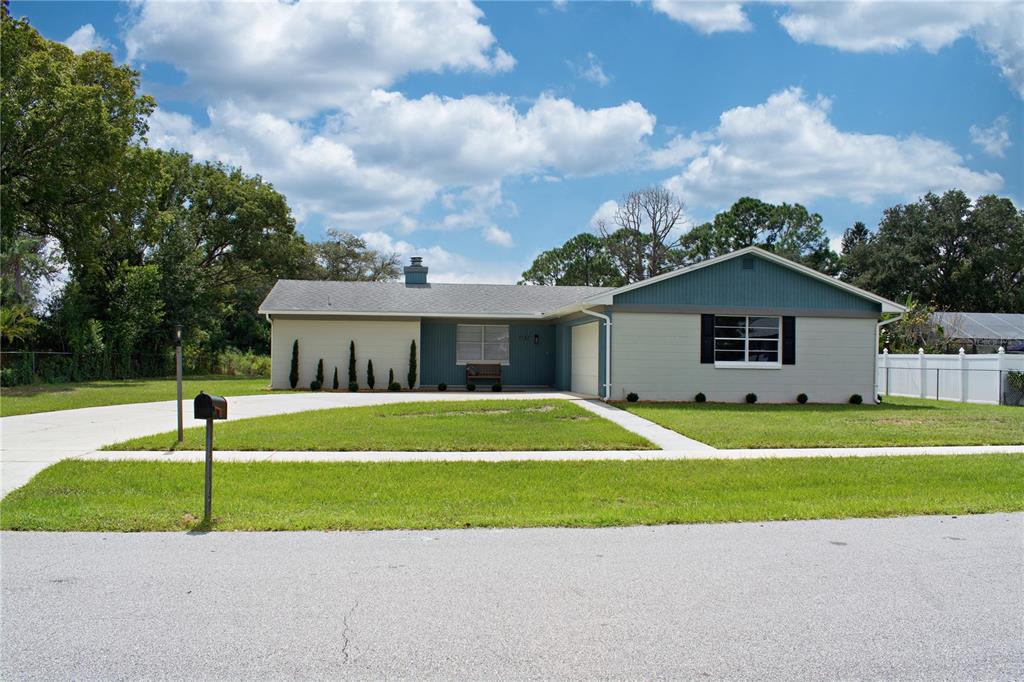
[[388, 368, 394, 385], [348, 340, 357, 385], [289, 340, 299, 389], [332, 367, 339, 390], [315, 359, 324, 386], [407, 340, 417, 389], [367, 359, 375, 389]]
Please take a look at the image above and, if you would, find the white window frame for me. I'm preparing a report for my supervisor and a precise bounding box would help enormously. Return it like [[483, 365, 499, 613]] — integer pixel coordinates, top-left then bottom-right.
[[713, 315, 782, 369], [456, 324, 510, 366]]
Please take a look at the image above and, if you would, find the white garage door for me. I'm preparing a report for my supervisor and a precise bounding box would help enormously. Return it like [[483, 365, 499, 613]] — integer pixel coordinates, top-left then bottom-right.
[[571, 322, 600, 396]]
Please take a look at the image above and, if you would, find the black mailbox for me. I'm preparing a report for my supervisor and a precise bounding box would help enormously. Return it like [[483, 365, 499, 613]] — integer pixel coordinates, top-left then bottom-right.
[[194, 392, 228, 420]]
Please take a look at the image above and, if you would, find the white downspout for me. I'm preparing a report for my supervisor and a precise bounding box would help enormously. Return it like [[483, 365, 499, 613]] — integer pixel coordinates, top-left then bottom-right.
[[875, 314, 904, 403], [581, 308, 612, 401]]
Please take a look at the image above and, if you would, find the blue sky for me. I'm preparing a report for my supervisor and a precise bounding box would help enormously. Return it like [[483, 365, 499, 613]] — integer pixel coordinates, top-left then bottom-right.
[[20, 0, 1023, 282]]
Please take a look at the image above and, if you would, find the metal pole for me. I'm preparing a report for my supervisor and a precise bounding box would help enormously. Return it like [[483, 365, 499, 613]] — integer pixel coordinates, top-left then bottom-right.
[[936, 368, 940, 401], [175, 326, 184, 442], [204, 418, 213, 521]]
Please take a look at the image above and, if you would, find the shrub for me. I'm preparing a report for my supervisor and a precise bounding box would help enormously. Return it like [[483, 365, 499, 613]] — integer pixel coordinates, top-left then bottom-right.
[[466, 383, 477, 392], [289, 340, 299, 389], [626, 392, 639, 403], [315, 359, 324, 388], [332, 367, 339, 390], [745, 393, 757, 404], [216, 348, 271, 377], [408, 340, 417, 389], [367, 359, 375, 390], [348, 341, 357, 385], [388, 381, 401, 392], [695, 392, 706, 403], [797, 393, 808, 404], [438, 383, 447, 391], [491, 382, 502, 392], [348, 381, 359, 392], [876, 394, 884, 403], [310, 380, 322, 391], [388, 368, 394, 386], [849, 394, 863, 405]]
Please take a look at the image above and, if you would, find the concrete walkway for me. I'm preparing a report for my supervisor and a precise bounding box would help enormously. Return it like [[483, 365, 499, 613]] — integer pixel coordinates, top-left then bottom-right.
[[90, 443, 1024, 463], [0, 391, 700, 495]]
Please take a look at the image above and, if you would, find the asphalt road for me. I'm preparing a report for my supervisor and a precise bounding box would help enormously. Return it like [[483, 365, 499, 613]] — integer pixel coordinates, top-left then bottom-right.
[[2, 514, 1022, 680]]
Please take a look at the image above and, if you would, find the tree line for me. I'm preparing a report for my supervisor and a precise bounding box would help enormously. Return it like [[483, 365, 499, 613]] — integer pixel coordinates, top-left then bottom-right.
[[0, 6, 399, 369], [521, 188, 1023, 315]]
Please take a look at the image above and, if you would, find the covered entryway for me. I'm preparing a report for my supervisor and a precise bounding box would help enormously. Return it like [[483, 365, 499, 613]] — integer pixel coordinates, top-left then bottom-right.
[[571, 322, 600, 396]]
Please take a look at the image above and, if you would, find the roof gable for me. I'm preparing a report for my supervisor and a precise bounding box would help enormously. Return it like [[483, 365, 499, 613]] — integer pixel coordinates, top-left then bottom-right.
[[610, 248, 887, 314]]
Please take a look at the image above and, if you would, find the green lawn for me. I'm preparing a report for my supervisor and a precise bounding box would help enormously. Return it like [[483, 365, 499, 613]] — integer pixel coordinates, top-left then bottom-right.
[[2, 454, 1020, 531], [622, 397, 1024, 448], [0, 376, 277, 417], [106, 399, 654, 452]]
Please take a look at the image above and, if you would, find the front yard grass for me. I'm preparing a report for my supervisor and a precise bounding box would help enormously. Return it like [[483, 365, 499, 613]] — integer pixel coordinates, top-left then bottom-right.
[[105, 399, 654, 452], [622, 397, 1024, 448], [2, 454, 1020, 531], [0, 376, 277, 417]]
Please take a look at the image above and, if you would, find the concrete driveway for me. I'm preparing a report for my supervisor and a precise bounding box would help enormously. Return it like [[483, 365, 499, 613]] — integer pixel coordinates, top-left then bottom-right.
[[3, 513, 1021, 680], [1, 390, 702, 495]]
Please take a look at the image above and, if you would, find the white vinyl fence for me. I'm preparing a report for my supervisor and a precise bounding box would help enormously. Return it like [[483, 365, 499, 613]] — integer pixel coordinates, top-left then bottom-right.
[[876, 348, 1024, 406]]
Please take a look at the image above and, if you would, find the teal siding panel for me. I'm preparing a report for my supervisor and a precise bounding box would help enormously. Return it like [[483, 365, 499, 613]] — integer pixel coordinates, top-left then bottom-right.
[[613, 254, 880, 313], [420, 321, 555, 386]]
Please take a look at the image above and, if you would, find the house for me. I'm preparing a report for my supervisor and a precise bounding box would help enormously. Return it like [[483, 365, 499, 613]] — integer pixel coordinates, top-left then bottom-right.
[[258, 247, 905, 403]]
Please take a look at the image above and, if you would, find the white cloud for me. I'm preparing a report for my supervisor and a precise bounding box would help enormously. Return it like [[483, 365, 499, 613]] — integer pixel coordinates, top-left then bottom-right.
[[664, 87, 1003, 208], [647, 132, 710, 169], [970, 115, 1014, 157], [123, 0, 515, 118], [651, 1, 752, 33], [149, 91, 655, 227], [569, 52, 611, 86], [482, 225, 515, 247], [589, 200, 620, 229], [64, 24, 110, 54], [779, 1, 1024, 98], [360, 231, 521, 283]]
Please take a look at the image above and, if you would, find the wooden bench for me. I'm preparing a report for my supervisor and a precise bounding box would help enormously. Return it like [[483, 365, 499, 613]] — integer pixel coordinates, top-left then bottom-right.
[[466, 364, 501, 383]]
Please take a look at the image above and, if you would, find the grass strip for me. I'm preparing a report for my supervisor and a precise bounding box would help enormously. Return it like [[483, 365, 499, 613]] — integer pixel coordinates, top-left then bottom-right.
[[105, 399, 653, 452], [2, 454, 1020, 531], [623, 397, 1024, 448]]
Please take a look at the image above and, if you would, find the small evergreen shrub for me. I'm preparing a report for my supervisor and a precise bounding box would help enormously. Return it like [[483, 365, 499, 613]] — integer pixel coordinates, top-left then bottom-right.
[[289, 340, 299, 389], [626, 392, 639, 403], [876, 394, 884, 403], [695, 392, 706, 403], [745, 393, 757, 404], [332, 367, 339, 390], [797, 393, 808, 404], [348, 381, 359, 392], [388, 381, 401, 391], [388, 368, 395, 386], [849, 393, 863, 405], [367, 359, 375, 390], [310, 380, 322, 391], [315, 359, 324, 388], [438, 383, 448, 391], [408, 340, 417, 389], [466, 383, 477, 392], [348, 341, 357, 384], [491, 383, 502, 392]]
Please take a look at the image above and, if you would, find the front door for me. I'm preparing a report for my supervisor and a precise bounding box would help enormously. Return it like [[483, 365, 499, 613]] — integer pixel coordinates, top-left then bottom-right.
[[570, 322, 600, 396]]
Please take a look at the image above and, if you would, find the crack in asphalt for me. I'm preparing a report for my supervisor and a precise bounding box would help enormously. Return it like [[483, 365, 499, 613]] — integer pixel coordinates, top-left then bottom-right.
[[340, 598, 361, 664]]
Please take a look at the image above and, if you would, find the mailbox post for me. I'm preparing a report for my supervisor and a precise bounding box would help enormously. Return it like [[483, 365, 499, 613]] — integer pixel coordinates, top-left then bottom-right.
[[175, 326, 183, 442], [193, 391, 228, 521]]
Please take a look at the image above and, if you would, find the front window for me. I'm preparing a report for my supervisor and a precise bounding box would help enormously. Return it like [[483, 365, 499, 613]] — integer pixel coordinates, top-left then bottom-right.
[[457, 324, 509, 365], [714, 316, 780, 366]]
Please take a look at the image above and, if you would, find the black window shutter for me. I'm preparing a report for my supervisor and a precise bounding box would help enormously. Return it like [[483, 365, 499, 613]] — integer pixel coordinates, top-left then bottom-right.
[[700, 314, 715, 364], [782, 316, 796, 365]]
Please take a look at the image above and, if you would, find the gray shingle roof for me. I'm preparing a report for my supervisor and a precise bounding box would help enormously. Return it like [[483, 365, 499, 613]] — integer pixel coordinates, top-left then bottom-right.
[[259, 280, 612, 317]]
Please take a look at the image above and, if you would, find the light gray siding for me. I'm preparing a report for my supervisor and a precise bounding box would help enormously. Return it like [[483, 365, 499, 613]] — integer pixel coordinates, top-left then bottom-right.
[[611, 312, 875, 403], [270, 317, 420, 390]]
